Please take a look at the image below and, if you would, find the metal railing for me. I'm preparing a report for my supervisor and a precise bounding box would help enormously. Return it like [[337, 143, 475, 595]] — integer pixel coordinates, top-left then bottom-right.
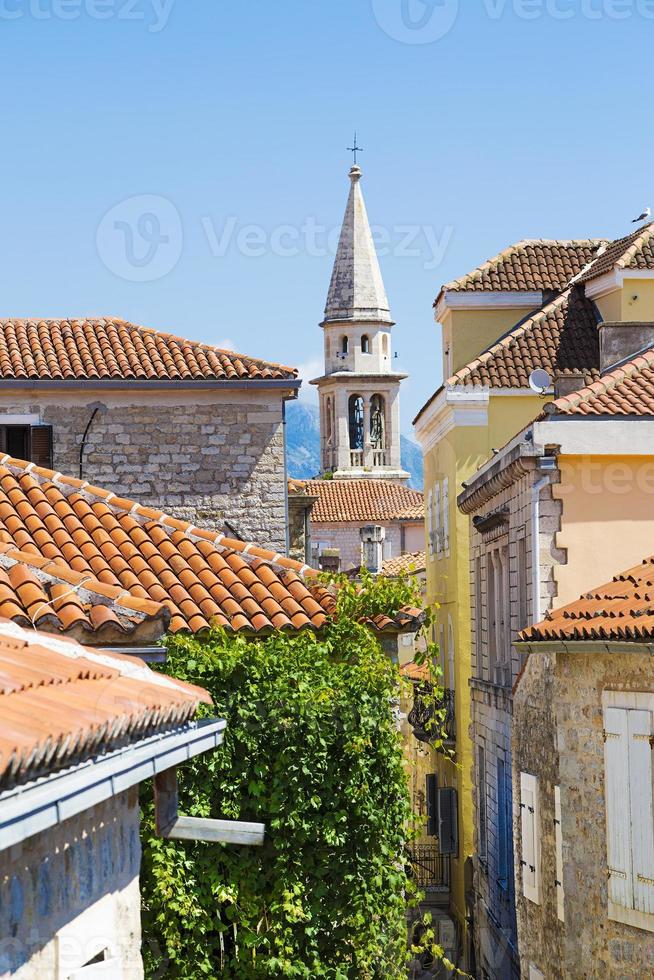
[[408, 843, 451, 893], [408, 688, 456, 748]]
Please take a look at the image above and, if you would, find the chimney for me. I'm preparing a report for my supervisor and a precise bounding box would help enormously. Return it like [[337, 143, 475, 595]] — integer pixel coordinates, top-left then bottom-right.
[[360, 525, 385, 575], [554, 373, 587, 399], [318, 549, 341, 573], [599, 321, 654, 373]]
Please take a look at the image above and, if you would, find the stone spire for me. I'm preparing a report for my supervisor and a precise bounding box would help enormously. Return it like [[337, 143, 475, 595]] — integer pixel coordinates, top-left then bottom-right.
[[323, 166, 393, 324]]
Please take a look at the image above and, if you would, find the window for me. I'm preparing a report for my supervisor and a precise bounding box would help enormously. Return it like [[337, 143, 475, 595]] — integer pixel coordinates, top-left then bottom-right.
[[603, 703, 654, 928], [341, 336, 349, 354], [520, 772, 541, 904], [517, 530, 528, 631], [0, 423, 52, 467], [555, 785, 565, 922], [427, 490, 434, 558], [487, 546, 511, 686], [447, 616, 455, 692], [438, 787, 458, 856], [370, 394, 385, 451], [382, 334, 389, 358], [434, 483, 442, 557], [361, 334, 370, 353], [442, 477, 450, 552], [497, 759, 510, 888], [426, 774, 438, 836], [478, 746, 488, 863], [348, 395, 364, 450], [474, 555, 483, 676]]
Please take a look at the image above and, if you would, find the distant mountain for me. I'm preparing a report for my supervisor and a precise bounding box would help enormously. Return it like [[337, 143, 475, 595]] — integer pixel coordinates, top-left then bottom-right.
[[285, 401, 424, 491]]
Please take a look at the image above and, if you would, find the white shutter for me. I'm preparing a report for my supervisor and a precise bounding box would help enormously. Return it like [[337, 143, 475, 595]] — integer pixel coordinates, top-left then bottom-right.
[[427, 489, 433, 557], [554, 786, 564, 922], [442, 477, 450, 552], [627, 709, 654, 914], [434, 483, 441, 557], [604, 706, 634, 909], [520, 772, 541, 904]]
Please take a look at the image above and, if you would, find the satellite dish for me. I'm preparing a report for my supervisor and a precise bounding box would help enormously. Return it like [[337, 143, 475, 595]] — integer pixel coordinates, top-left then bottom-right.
[[528, 368, 552, 395]]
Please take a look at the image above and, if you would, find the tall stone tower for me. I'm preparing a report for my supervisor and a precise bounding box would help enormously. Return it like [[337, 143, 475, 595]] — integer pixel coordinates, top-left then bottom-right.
[[311, 165, 409, 483]]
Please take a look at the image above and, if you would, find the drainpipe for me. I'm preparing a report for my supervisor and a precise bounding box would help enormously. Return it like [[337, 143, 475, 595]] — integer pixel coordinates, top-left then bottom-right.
[[530, 470, 553, 623], [282, 397, 291, 556]]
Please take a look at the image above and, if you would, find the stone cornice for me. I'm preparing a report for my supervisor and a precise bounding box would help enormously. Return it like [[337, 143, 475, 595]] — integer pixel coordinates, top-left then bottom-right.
[[458, 443, 539, 514]]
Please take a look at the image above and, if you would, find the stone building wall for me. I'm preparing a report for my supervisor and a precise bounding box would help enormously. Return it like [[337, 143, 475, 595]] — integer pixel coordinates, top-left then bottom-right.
[[514, 651, 654, 978], [465, 456, 565, 978], [312, 520, 423, 571], [0, 388, 289, 552], [0, 787, 142, 979]]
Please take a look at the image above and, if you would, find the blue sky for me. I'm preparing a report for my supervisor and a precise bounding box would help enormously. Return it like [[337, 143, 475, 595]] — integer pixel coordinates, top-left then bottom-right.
[[0, 0, 651, 431]]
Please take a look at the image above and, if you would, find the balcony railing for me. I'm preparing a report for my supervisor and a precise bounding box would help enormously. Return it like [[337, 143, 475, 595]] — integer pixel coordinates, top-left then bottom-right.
[[408, 688, 456, 749], [350, 450, 364, 467], [372, 449, 387, 466], [407, 843, 451, 893]]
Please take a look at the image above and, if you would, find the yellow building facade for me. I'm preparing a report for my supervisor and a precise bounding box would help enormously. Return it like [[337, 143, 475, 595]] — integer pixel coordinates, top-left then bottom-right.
[[413, 238, 607, 971]]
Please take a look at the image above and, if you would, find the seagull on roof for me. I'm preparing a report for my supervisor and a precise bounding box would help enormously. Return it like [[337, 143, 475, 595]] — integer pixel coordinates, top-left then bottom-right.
[[632, 207, 651, 223]]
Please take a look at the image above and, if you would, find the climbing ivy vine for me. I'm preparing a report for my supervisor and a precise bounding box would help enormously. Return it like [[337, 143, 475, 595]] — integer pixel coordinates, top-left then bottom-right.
[[140, 572, 444, 979]]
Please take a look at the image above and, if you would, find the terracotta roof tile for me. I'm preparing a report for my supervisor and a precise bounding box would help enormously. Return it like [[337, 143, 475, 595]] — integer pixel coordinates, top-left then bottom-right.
[[520, 554, 654, 644], [439, 239, 606, 299], [0, 318, 297, 382], [448, 287, 600, 389], [305, 480, 424, 523], [546, 346, 654, 416], [382, 551, 427, 577], [0, 619, 211, 788], [0, 548, 167, 642], [578, 223, 654, 284], [0, 458, 336, 635]]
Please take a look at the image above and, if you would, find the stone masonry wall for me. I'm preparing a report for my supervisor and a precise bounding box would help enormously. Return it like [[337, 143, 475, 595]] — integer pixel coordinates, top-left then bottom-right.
[[467, 462, 565, 978], [0, 390, 288, 553], [0, 787, 142, 979], [515, 651, 654, 978], [312, 521, 404, 571]]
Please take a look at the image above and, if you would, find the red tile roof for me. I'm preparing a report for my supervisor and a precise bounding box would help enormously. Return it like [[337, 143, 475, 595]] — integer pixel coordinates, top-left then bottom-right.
[[382, 551, 427, 577], [519, 555, 654, 644], [546, 346, 654, 416], [0, 548, 168, 642], [400, 660, 430, 682], [578, 223, 654, 284], [0, 619, 211, 788], [0, 318, 297, 382], [438, 239, 606, 300], [448, 287, 600, 389], [305, 480, 424, 523], [0, 459, 419, 637]]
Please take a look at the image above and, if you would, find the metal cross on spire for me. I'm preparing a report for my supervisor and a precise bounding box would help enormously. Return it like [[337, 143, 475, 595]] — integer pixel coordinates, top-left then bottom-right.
[[347, 132, 363, 165]]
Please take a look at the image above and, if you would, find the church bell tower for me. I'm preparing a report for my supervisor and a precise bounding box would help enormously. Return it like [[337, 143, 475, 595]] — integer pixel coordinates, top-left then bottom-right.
[[311, 164, 409, 483]]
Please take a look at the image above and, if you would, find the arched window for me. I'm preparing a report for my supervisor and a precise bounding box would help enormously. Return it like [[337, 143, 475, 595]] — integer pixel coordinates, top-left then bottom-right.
[[370, 393, 385, 449], [348, 394, 364, 450], [325, 396, 333, 443], [341, 336, 349, 354], [361, 334, 370, 354], [382, 334, 389, 358]]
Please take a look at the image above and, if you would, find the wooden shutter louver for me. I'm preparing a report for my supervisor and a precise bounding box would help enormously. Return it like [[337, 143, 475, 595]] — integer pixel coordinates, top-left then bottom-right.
[[520, 772, 541, 904], [554, 786, 565, 922], [30, 425, 53, 469], [604, 706, 634, 910], [438, 787, 458, 856], [426, 774, 438, 837]]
